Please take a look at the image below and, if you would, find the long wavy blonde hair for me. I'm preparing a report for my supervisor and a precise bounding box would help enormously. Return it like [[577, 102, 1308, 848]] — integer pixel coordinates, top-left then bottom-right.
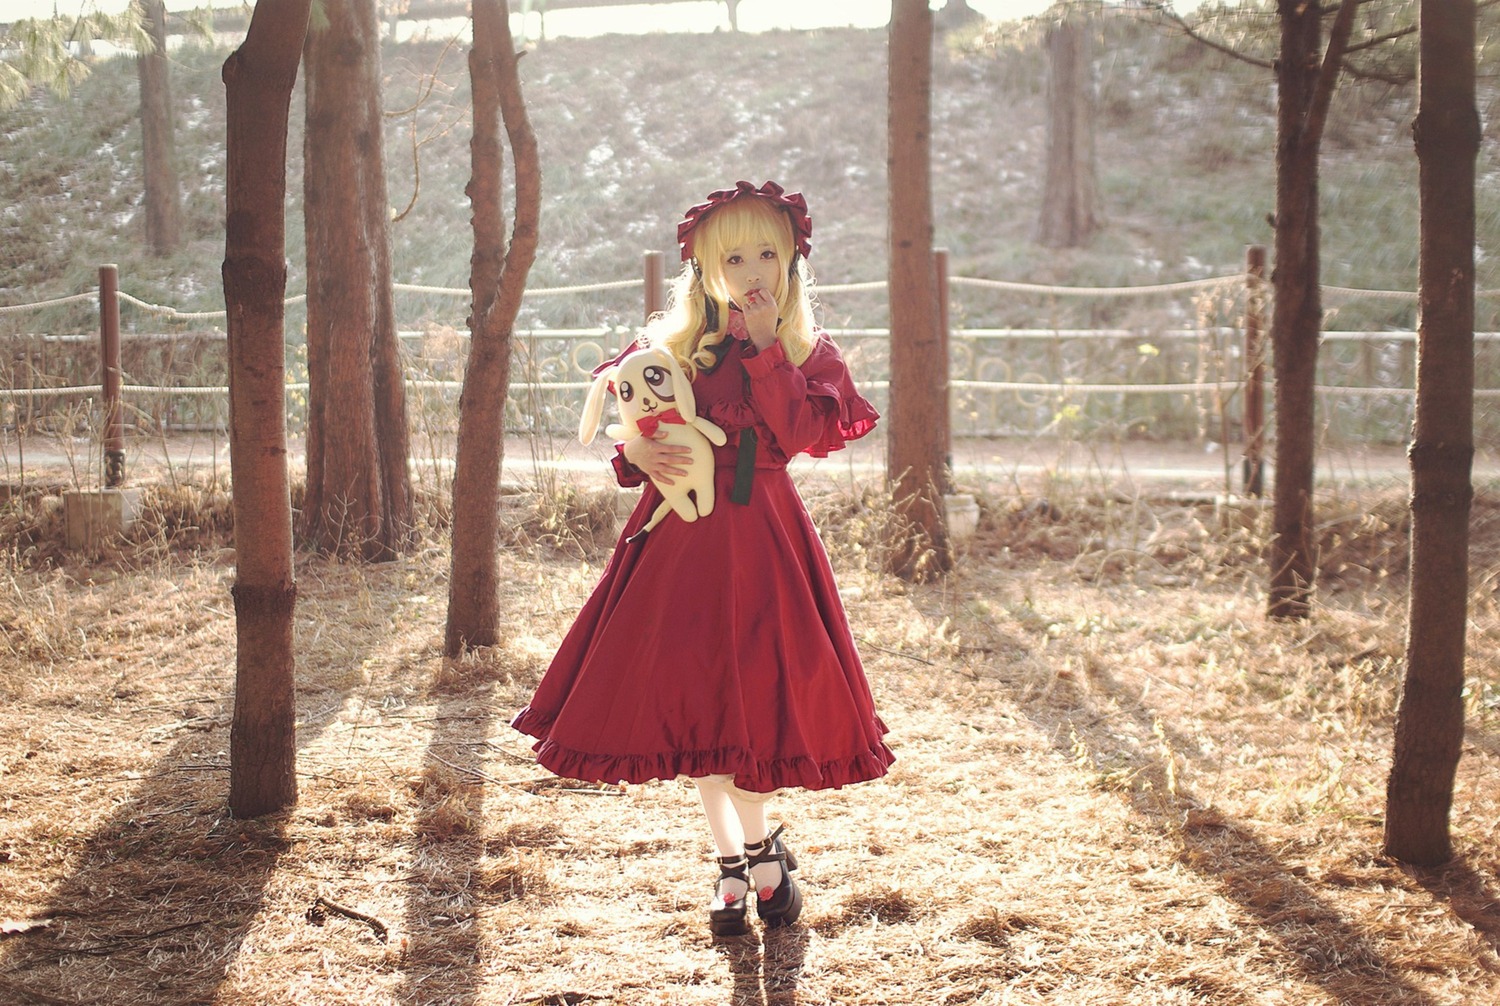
[[646, 195, 817, 379]]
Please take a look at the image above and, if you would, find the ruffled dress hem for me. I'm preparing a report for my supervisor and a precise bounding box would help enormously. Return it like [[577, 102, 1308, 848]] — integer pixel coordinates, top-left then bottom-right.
[[512, 706, 894, 794]]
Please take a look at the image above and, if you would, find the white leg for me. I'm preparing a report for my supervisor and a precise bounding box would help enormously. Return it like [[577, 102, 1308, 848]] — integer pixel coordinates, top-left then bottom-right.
[[693, 776, 749, 908], [728, 784, 785, 896], [693, 775, 745, 856]]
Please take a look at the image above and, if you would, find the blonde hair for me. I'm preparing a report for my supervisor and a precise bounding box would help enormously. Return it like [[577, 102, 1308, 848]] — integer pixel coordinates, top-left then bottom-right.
[[646, 196, 817, 379]]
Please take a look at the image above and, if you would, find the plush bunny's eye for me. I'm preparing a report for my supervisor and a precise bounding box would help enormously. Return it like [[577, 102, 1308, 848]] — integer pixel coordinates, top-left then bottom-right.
[[643, 365, 675, 400], [618, 380, 634, 402]]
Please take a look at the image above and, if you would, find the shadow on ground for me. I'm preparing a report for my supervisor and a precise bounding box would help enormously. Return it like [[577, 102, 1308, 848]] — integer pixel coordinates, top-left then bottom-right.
[[0, 567, 406, 1004]]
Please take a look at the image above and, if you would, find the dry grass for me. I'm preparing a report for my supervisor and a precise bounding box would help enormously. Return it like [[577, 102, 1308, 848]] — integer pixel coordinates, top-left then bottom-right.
[[1, 471, 1499, 1006]]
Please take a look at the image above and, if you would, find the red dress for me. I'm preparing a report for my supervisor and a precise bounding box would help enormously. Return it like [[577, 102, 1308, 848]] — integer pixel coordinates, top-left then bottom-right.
[[511, 317, 893, 793]]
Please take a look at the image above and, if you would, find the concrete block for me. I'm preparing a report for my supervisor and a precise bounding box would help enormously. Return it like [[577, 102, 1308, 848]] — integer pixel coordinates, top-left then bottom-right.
[[64, 488, 141, 551], [945, 493, 980, 540]]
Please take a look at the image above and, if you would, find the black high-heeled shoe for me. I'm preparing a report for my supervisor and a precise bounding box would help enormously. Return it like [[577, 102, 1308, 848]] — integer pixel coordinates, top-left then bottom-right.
[[747, 824, 802, 928], [709, 853, 751, 936]]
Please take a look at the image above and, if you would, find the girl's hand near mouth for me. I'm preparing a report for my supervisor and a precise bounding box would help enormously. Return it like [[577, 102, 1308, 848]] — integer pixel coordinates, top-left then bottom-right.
[[741, 287, 778, 351]]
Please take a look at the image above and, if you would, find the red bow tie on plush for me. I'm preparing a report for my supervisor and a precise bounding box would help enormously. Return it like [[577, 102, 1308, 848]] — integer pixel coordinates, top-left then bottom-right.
[[636, 409, 686, 439]]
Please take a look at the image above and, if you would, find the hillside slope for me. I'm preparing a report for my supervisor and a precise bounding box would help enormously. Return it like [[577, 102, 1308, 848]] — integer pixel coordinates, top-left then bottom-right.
[[1, 19, 1495, 335]]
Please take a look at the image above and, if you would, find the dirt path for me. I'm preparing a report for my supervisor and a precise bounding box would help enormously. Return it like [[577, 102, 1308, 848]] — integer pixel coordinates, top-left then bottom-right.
[[1, 431, 1455, 497]]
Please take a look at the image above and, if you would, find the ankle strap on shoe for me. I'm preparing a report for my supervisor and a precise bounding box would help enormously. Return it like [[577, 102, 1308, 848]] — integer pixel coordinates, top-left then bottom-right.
[[745, 824, 787, 866]]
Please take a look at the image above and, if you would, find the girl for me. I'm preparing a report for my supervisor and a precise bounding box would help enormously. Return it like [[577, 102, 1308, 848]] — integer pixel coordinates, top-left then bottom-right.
[[512, 180, 893, 936]]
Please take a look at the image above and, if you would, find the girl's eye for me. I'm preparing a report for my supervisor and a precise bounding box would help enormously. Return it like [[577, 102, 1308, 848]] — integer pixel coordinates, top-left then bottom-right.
[[726, 255, 742, 266], [761, 249, 777, 260]]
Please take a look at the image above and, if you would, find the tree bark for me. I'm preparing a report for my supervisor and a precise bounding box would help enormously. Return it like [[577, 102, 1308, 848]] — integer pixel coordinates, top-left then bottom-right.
[[1384, 0, 1478, 868], [1266, 0, 1356, 620], [444, 0, 540, 655], [885, 0, 952, 583], [222, 0, 311, 819], [1036, 14, 1098, 248], [301, 0, 414, 561], [138, 0, 181, 256]]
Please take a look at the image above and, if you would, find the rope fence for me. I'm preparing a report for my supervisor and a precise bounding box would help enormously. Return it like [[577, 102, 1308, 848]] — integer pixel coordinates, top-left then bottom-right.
[[4, 250, 1499, 490]]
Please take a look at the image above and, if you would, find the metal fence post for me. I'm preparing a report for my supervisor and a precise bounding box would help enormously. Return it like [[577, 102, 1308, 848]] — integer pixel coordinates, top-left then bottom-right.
[[99, 263, 125, 487], [1243, 245, 1266, 497]]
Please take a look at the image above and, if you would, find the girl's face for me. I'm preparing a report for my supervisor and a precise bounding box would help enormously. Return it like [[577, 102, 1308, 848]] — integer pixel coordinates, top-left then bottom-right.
[[695, 198, 794, 318], [720, 240, 783, 310]]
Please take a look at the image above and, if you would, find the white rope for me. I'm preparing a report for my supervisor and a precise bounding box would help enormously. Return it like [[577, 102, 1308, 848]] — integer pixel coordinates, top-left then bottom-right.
[[118, 292, 231, 320], [393, 282, 469, 297], [407, 379, 589, 392], [818, 281, 888, 294], [393, 279, 643, 298], [8, 272, 1500, 322], [1322, 285, 1419, 302], [1314, 384, 1410, 397], [0, 292, 96, 315], [523, 279, 642, 297], [117, 291, 310, 320], [0, 385, 103, 400], [1312, 386, 1500, 399], [951, 275, 1241, 297], [955, 379, 1241, 394]]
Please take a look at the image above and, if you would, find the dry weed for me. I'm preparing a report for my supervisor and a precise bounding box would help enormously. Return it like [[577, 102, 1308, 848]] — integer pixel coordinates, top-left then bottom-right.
[[0, 474, 1497, 1005]]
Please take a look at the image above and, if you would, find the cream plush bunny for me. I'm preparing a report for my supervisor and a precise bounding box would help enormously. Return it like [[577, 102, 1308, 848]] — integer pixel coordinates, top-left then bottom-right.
[[579, 346, 728, 536]]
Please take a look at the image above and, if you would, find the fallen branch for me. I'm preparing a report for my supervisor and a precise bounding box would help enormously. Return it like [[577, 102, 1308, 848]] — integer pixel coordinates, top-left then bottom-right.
[[859, 641, 937, 666], [306, 897, 389, 943], [517, 777, 627, 796]]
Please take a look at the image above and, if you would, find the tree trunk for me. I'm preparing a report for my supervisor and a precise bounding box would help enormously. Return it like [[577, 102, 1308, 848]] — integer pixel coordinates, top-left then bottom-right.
[[138, 0, 181, 256], [1036, 15, 1098, 248], [301, 0, 413, 561], [1384, 0, 1478, 868], [1266, 0, 1357, 620], [444, 0, 540, 655], [1267, 2, 1321, 619], [222, 0, 311, 819], [885, 0, 952, 583]]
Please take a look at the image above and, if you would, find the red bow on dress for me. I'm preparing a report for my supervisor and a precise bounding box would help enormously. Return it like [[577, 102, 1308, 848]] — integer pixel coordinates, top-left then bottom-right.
[[635, 409, 687, 439]]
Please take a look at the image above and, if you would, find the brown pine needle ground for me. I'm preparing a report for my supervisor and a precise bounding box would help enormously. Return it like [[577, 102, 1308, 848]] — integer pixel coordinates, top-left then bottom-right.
[[1, 471, 1498, 1006]]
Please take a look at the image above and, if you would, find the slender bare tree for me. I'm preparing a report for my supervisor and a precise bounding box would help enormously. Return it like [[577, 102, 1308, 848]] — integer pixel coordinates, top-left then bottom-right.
[[444, 0, 541, 654], [138, 0, 181, 256], [885, 0, 952, 583], [1142, 0, 1391, 620], [1384, 0, 1479, 868], [222, 0, 312, 818], [301, 0, 414, 560], [1036, 11, 1099, 248], [1264, 0, 1358, 619]]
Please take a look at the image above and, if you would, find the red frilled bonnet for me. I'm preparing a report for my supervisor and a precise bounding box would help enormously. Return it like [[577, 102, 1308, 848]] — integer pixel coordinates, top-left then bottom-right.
[[676, 180, 813, 263]]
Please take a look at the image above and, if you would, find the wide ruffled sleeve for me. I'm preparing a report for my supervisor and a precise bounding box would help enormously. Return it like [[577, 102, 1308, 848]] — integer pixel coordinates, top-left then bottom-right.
[[741, 332, 879, 459]]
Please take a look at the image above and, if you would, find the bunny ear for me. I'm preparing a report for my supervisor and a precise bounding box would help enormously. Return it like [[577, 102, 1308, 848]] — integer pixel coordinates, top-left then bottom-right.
[[659, 349, 697, 422], [578, 369, 613, 445]]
